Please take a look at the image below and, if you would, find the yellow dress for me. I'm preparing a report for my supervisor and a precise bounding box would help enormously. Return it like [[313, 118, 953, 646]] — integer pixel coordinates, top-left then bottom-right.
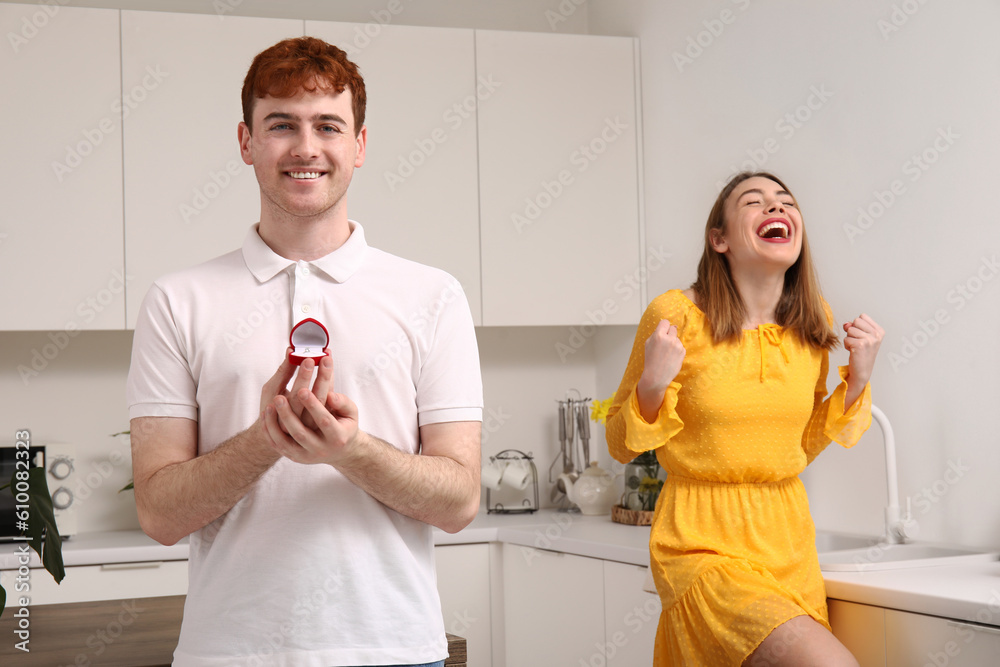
[[606, 290, 871, 666]]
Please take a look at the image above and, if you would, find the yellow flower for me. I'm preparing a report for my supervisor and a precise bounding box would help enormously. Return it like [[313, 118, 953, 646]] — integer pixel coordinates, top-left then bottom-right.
[[590, 396, 615, 424], [638, 476, 664, 494]]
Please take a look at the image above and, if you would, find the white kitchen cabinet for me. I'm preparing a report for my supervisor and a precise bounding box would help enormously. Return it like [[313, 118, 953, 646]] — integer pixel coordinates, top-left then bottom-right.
[[121, 11, 302, 327], [0, 559, 187, 606], [502, 543, 606, 665], [306, 22, 483, 325], [885, 608, 1000, 667], [436, 543, 493, 667], [0, 4, 125, 330], [603, 561, 659, 666], [828, 599, 887, 667], [476, 30, 642, 326]]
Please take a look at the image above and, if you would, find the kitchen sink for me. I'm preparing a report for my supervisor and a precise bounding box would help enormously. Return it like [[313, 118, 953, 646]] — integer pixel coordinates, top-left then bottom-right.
[[818, 542, 1000, 572], [814, 531, 880, 554]]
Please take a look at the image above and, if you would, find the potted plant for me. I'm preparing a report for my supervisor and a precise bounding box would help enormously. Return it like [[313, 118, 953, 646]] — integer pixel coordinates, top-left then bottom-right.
[[590, 397, 666, 526], [0, 467, 65, 617]]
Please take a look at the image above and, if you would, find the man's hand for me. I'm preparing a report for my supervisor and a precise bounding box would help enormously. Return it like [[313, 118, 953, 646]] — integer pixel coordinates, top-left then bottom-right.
[[263, 376, 362, 466], [259, 351, 335, 434]]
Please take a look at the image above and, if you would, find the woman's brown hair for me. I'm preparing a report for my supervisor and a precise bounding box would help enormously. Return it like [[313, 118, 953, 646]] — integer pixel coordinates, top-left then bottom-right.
[[691, 171, 839, 350]]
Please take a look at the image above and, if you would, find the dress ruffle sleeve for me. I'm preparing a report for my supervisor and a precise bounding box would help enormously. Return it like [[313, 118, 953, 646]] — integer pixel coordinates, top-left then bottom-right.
[[607, 382, 685, 463], [606, 291, 689, 464], [801, 359, 872, 465]]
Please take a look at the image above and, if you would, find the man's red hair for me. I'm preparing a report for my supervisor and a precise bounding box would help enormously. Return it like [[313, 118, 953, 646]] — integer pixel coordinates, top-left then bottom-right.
[[241, 36, 366, 135]]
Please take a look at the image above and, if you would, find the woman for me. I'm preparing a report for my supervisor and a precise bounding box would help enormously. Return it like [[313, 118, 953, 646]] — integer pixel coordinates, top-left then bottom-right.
[[605, 172, 883, 666]]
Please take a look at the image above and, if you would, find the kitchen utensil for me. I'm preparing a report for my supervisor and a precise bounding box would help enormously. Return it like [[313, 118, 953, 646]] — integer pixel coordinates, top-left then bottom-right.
[[486, 449, 539, 514], [576, 402, 591, 467]]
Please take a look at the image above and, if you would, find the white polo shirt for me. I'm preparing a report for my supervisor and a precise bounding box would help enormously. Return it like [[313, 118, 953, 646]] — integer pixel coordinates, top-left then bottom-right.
[[127, 222, 483, 667]]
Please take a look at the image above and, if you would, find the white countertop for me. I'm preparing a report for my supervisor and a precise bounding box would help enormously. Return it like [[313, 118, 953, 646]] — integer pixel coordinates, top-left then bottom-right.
[[823, 561, 1000, 625], [4, 510, 998, 627]]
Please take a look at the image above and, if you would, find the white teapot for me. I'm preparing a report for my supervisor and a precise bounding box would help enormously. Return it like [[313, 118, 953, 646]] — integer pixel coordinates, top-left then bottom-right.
[[559, 462, 618, 515]]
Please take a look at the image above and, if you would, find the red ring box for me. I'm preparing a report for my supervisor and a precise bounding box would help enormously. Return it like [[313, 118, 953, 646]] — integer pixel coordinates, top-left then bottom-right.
[[288, 318, 330, 366]]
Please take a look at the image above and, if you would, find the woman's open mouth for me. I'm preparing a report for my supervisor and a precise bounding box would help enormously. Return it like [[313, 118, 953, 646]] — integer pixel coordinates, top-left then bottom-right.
[[756, 218, 791, 242]]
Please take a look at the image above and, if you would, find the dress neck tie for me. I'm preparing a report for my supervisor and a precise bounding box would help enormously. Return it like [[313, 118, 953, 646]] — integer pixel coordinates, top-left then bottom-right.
[[757, 324, 789, 382]]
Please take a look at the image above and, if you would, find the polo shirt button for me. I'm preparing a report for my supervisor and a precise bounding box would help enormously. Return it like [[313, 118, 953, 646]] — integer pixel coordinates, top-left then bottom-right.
[[301, 305, 311, 314]]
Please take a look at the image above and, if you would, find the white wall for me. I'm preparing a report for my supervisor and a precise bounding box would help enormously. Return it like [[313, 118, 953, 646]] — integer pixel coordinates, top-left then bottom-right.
[[588, 0, 1000, 549]]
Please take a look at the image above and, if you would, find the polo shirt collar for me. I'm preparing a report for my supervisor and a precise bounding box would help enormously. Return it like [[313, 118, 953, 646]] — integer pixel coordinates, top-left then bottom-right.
[[242, 221, 369, 283]]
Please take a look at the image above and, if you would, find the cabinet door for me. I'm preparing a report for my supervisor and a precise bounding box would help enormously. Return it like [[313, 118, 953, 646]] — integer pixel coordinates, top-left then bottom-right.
[[435, 544, 493, 667], [477, 30, 642, 326], [0, 594, 183, 666], [885, 608, 1000, 667], [0, 560, 188, 606], [828, 599, 886, 667], [603, 561, 659, 667], [306, 22, 483, 325], [503, 543, 605, 665], [121, 11, 302, 327], [0, 4, 124, 330]]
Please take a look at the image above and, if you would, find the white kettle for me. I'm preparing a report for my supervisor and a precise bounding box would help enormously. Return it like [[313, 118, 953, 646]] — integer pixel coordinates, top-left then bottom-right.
[[559, 462, 618, 515]]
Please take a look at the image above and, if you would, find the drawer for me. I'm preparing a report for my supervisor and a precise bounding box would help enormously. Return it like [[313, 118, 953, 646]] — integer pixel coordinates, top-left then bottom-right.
[[1, 559, 187, 605]]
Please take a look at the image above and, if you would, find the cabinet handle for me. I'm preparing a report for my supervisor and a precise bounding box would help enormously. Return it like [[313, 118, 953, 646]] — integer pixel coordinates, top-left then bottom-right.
[[100, 561, 163, 571], [946, 620, 1000, 636]]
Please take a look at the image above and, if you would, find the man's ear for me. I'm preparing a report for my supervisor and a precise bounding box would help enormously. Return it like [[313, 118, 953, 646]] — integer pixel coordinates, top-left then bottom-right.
[[238, 121, 253, 166], [354, 124, 367, 169]]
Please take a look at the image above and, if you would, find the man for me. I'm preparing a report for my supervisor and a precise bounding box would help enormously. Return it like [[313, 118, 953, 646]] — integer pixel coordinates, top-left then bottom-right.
[[127, 36, 483, 667]]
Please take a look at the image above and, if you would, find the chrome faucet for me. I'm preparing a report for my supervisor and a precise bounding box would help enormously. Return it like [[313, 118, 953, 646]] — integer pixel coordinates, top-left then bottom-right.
[[871, 405, 918, 544]]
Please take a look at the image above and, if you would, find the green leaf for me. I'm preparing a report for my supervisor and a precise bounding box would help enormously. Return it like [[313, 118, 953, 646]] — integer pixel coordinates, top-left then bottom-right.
[[1, 466, 66, 618], [21, 467, 65, 584]]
